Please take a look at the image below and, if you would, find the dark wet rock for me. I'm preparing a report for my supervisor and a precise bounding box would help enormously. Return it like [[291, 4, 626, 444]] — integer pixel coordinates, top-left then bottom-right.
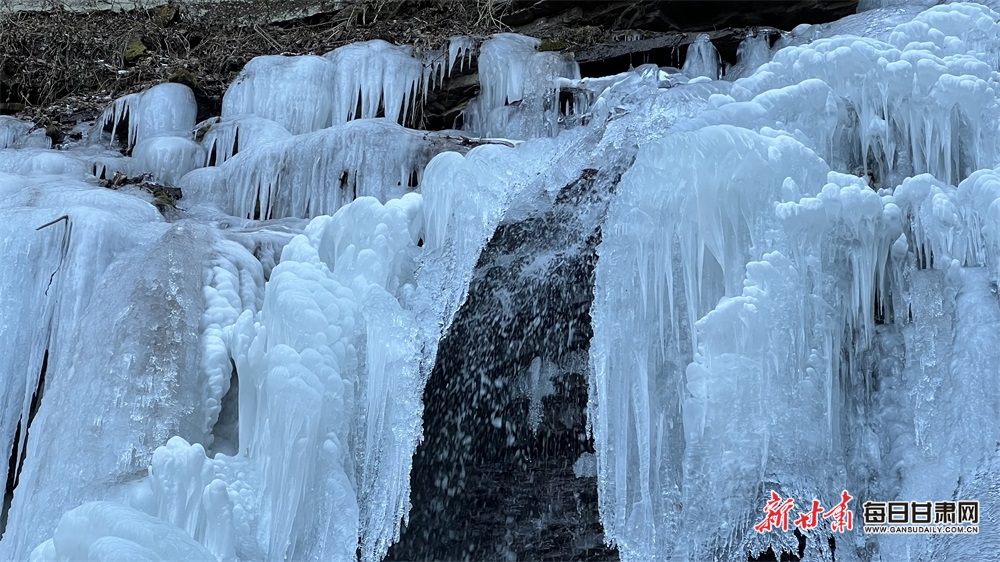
[[502, 0, 857, 33], [389, 165, 626, 562]]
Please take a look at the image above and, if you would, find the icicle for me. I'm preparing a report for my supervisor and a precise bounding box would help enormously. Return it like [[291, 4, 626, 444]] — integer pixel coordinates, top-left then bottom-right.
[[97, 83, 197, 150], [200, 117, 291, 166], [733, 8, 1000, 186], [324, 40, 424, 126], [222, 41, 430, 133], [725, 31, 773, 81], [222, 55, 338, 135], [181, 119, 453, 221], [447, 36, 476, 76], [462, 33, 580, 139], [681, 34, 721, 80]]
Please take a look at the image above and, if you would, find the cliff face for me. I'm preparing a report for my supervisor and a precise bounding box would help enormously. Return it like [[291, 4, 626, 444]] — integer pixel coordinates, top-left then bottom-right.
[[1, 0, 857, 129]]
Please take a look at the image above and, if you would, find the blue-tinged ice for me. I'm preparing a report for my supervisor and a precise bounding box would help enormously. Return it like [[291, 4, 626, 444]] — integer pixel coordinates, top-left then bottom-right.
[[180, 119, 466, 220], [98, 83, 198, 150], [682, 34, 721, 79], [4, 2, 1000, 562], [463, 33, 580, 138], [725, 32, 773, 81]]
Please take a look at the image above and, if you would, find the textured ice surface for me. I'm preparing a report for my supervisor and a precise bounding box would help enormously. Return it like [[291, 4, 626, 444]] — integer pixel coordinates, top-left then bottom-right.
[[1, 220, 234, 557], [682, 34, 721, 79], [98, 83, 198, 150], [589, 3, 1000, 561], [463, 33, 580, 138], [4, 3, 1000, 562], [223, 40, 429, 135]]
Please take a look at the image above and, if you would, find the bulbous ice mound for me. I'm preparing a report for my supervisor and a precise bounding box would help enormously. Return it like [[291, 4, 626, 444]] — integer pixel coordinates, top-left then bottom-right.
[[30, 502, 216, 562], [98, 83, 198, 150], [222, 40, 426, 135]]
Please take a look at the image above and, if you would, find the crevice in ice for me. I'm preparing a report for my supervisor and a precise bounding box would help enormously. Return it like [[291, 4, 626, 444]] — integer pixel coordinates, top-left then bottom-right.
[[0, 348, 46, 540], [208, 360, 240, 458]]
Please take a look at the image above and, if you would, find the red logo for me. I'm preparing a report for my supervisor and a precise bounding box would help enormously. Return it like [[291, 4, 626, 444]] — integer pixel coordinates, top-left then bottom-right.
[[754, 490, 854, 533]]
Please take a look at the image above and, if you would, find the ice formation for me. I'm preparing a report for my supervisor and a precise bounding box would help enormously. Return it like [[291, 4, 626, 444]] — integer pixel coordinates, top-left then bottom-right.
[[200, 117, 292, 167], [2, 3, 1000, 562], [181, 119, 446, 220], [32, 501, 217, 561], [98, 83, 198, 150], [681, 33, 722, 79], [725, 32, 774, 81], [0, 30, 563, 562], [588, 4, 1000, 561], [222, 38, 475, 135], [462, 33, 581, 138], [0, 117, 50, 149]]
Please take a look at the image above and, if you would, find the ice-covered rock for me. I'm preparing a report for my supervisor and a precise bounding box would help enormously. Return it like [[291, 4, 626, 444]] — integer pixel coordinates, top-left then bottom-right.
[[463, 33, 580, 138], [682, 34, 721, 79], [29, 501, 216, 562], [98, 83, 198, 150], [4, 3, 1000, 562], [180, 119, 455, 220]]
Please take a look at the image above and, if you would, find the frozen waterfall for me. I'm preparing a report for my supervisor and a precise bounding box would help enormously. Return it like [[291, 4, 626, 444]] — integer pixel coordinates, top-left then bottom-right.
[[0, 2, 999, 561]]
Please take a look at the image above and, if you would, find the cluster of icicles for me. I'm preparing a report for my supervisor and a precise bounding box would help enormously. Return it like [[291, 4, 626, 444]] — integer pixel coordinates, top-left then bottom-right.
[[0, 2, 999, 562], [0, 32, 593, 562]]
